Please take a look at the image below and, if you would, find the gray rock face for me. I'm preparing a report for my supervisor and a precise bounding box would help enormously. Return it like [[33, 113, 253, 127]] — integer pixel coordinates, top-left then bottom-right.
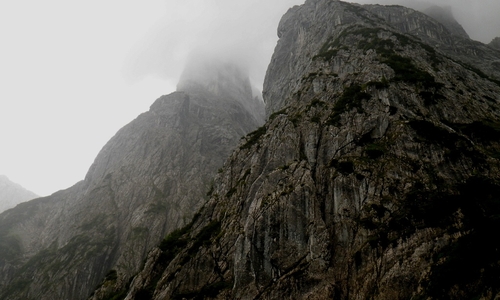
[[118, 1, 500, 299], [0, 175, 37, 213], [362, 4, 500, 82], [490, 37, 500, 50], [178, 56, 266, 125], [422, 5, 469, 39], [0, 63, 264, 300]]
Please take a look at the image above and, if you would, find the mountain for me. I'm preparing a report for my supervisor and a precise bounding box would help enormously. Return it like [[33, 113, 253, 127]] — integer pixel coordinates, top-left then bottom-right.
[[422, 5, 469, 39], [490, 37, 500, 50], [0, 60, 264, 300], [0, 175, 37, 213], [111, 1, 500, 299], [361, 4, 500, 83]]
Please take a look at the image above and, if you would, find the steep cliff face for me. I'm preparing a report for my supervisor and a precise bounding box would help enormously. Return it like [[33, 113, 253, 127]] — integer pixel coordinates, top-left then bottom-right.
[[0, 62, 264, 300], [422, 5, 469, 39], [119, 0, 500, 299], [0, 175, 37, 213], [362, 4, 500, 82]]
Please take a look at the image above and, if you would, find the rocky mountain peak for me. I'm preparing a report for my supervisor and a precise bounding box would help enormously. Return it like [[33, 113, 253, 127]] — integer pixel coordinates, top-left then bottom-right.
[[178, 55, 250, 97], [423, 5, 469, 39], [177, 53, 266, 124], [2, 1, 500, 299], [114, 0, 500, 299], [0, 175, 37, 213], [0, 53, 265, 298]]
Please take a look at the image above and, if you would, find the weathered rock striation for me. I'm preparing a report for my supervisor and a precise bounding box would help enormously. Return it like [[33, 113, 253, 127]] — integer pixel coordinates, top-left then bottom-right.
[[361, 3, 500, 83], [0, 175, 37, 213], [0, 61, 264, 300], [422, 5, 469, 39], [117, 1, 500, 299]]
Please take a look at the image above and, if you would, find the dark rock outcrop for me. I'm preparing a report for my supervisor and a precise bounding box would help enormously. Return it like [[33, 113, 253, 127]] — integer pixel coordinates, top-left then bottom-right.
[[0, 175, 37, 213], [0, 61, 264, 300], [117, 1, 500, 299]]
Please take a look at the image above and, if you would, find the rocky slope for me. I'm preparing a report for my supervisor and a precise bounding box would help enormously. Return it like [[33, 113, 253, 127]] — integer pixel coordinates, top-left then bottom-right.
[[114, 1, 500, 299], [490, 37, 500, 50], [0, 175, 37, 213], [0, 61, 264, 300], [422, 5, 469, 39], [361, 4, 500, 83]]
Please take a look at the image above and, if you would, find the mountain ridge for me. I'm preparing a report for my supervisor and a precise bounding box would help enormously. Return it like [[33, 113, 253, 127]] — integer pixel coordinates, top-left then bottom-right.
[[0, 62, 264, 300], [111, 1, 500, 299], [2, 1, 500, 299]]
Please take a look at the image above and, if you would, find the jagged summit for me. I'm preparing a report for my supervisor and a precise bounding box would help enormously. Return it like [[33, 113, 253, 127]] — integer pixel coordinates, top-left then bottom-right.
[[2, 1, 500, 299], [177, 54, 250, 97], [116, 1, 500, 299], [177, 54, 266, 124], [0, 54, 265, 298]]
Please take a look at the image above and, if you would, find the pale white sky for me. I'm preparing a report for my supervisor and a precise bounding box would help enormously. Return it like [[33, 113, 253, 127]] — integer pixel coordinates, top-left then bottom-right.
[[0, 0, 304, 196], [0, 0, 498, 197], [0, 0, 176, 196]]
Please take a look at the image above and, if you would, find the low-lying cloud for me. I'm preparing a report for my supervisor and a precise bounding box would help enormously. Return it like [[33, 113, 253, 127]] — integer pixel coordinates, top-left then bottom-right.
[[124, 0, 499, 92], [123, 0, 305, 90]]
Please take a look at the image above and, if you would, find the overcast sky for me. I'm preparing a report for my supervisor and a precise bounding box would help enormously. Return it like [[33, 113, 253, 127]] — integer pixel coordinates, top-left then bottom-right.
[[0, 0, 304, 196], [0, 0, 499, 197]]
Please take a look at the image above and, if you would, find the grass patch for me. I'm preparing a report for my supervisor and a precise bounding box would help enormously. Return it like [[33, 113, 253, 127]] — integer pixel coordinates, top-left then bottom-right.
[[366, 77, 390, 89], [327, 84, 371, 126], [240, 125, 266, 150], [310, 115, 321, 123], [423, 177, 500, 298], [364, 143, 386, 159], [448, 120, 500, 143], [383, 54, 442, 89], [225, 187, 237, 198], [419, 91, 445, 106], [330, 159, 355, 175], [269, 108, 287, 120], [172, 281, 232, 300], [186, 220, 221, 257]]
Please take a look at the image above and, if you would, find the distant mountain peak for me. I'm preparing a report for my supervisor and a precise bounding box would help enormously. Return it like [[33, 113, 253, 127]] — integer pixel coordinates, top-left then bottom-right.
[[178, 52, 250, 93], [0, 175, 38, 213]]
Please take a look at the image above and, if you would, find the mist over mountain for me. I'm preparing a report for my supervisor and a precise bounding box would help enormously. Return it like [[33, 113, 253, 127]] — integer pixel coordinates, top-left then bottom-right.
[[422, 5, 469, 39], [177, 52, 266, 124], [124, 0, 305, 91], [1, 0, 500, 300], [0, 57, 264, 299], [490, 37, 500, 50], [107, 1, 500, 299], [353, 0, 500, 44], [0, 175, 37, 213]]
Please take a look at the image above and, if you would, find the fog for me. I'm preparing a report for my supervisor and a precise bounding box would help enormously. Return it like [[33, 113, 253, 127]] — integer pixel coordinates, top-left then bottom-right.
[[123, 0, 307, 92], [1, 0, 498, 197], [351, 0, 500, 44], [0, 0, 304, 196]]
